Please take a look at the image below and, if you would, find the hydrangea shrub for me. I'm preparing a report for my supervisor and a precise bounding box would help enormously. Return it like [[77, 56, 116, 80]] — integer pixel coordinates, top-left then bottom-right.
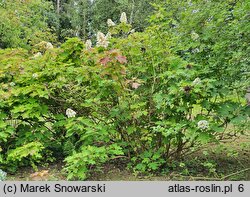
[[0, 10, 249, 179]]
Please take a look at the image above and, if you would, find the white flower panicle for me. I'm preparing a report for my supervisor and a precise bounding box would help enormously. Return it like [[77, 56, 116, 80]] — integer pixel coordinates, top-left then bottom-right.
[[105, 32, 112, 39], [191, 31, 199, 40], [120, 12, 127, 24], [46, 42, 53, 49], [9, 82, 15, 87], [197, 120, 209, 130], [107, 19, 115, 27], [96, 31, 110, 48], [85, 39, 92, 50], [32, 73, 38, 79], [33, 52, 42, 59], [192, 77, 201, 85], [129, 29, 135, 34], [66, 108, 77, 118], [192, 48, 200, 53]]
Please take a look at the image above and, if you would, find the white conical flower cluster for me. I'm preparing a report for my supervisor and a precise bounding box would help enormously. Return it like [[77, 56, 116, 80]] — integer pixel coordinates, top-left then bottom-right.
[[105, 32, 111, 39], [9, 82, 15, 87], [120, 12, 127, 24], [46, 42, 53, 49], [66, 108, 77, 118], [85, 39, 92, 50], [129, 29, 135, 34], [32, 73, 38, 79], [191, 31, 199, 40], [192, 77, 201, 85], [96, 31, 110, 48], [107, 19, 115, 27], [197, 120, 209, 130], [33, 52, 42, 59]]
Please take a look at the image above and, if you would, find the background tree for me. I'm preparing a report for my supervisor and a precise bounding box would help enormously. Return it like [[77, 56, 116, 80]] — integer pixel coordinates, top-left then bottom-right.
[[51, 0, 157, 41], [0, 0, 57, 49], [149, 0, 250, 94]]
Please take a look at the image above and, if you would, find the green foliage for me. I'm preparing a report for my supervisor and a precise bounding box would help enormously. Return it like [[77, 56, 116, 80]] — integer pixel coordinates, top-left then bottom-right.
[[0, 0, 56, 49], [55, 0, 157, 41], [7, 142, 44, 172], [91, 0, 156, 32], [0, 169, 7, 181], [64, 144, 123, 180], [149, 0, 250, 91]]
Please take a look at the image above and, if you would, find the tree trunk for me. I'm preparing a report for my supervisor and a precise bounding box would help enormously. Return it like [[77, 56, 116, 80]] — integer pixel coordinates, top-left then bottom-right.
[[57, 0, 60, 14], [129, 0, 135, 24]]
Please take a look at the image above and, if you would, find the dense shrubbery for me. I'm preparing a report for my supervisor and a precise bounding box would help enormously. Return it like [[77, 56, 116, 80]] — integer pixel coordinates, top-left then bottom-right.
[[0, 169, 6, 181], [0, 0, 249, 180], [0, 0, 56, 49]]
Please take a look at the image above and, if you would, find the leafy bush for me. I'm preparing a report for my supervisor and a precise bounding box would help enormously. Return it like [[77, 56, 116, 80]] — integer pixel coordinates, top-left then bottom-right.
[[0, 0, 56, 49], [0, 169, 6, 181], [0, 8, 249, 179]]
